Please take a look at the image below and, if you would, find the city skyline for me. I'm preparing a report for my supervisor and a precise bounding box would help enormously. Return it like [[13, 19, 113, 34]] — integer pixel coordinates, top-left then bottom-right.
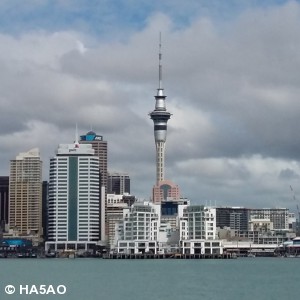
[[1, 1, 300, 210]]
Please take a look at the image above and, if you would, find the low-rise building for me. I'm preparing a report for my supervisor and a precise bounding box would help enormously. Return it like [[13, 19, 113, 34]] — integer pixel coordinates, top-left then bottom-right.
[[180, 240, 223, 255]]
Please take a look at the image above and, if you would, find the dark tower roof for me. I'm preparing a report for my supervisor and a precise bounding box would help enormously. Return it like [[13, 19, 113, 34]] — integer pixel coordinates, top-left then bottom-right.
[[86, 131, 96, 136]]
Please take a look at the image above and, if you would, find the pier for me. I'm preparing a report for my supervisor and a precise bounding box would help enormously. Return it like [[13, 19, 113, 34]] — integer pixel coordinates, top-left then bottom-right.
[[102, 253, 234, 259]]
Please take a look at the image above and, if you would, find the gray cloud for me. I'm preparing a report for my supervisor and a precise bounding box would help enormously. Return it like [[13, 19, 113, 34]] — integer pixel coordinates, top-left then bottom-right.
[[1, 3, 300, 211], [279, 168, 300, 180]]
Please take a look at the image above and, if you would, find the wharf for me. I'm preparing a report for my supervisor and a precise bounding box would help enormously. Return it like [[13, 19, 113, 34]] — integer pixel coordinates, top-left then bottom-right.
[[102, 253, 234, 259]]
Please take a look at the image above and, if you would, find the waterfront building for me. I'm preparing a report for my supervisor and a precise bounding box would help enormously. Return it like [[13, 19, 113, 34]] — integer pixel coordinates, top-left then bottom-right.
[[152, 179, 180, 203], [46, 142, 100, 251], [180, 240, 224, 255], [0, 176, 9, 232], [180, 206, 217, 241], [117, 240, 159, 254], [117, 202, 163, 254], [107, 172, 130, 195], [79, 130, 107, 241], [149, 37, 171, 185], [179, 205, 223, 255], [237, 230, 295, 244], [9, 148, 42, 240], [119, 202, 160, 241]]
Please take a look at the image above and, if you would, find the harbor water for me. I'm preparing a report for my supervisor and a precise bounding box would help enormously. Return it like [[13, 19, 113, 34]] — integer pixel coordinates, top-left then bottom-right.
[[0, 257, 299, 300]]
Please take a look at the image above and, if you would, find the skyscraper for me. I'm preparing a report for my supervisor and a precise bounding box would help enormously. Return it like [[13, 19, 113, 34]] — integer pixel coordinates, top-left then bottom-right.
[[79, 131, 107, 189], [79, 130, 107, 241], [47, 142, 100, 251], [0, 176, 9, 232], [149, 36, 171, 184], [9, 148, 42, 238], [107, 172, 130, 195]]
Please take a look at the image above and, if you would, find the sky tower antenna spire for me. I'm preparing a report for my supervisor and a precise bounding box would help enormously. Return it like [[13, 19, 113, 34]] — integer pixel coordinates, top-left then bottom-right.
[[159, 32, 162, 90]]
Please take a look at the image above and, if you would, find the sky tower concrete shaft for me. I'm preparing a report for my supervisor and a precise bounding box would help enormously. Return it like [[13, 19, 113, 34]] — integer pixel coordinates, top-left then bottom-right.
[[149, 36, 171, 184]]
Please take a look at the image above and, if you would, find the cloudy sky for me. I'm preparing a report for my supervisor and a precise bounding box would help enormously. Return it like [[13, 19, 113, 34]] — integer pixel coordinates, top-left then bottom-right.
[[1, 0, 300, 211]]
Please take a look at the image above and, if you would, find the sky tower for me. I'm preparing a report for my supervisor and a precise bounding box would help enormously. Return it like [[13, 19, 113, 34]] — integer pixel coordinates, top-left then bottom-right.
[[149, 35, 172, 184]]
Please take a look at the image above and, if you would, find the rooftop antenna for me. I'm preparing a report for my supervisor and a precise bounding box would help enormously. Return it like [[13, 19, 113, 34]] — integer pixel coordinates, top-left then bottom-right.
[[75, 123, 79, 147]]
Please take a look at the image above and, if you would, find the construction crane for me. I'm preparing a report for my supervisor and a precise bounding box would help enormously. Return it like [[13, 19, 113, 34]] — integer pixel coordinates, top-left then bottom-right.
[[296, 204, 300, 236]]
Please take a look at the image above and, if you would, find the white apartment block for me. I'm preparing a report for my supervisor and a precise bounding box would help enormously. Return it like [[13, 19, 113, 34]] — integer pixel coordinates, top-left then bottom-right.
[[179, 206, 223, 255], [117, 202, 167, 253], [180, 206, 217, 241], [119, 202, 160, 241]]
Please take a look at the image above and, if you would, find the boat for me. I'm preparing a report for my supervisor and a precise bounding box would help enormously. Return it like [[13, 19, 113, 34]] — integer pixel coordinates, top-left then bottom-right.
[[247, 253, 256, 258], [45, 252, 56, 258], [285, 254, 296, 258]]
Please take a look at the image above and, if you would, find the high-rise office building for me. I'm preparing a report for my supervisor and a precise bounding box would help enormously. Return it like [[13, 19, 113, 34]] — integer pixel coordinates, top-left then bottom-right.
[[0, 176, 9, 232], [79, 131, 107, 188], [149, 37, 171, 185], [80, 130, 107, 241], [9, 148, 42, 238], [46, 142, 100, 251], [107, 172, 130, 195]]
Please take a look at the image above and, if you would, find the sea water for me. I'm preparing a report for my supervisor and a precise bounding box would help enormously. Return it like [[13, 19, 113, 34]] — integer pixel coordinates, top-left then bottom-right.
[[0, 257, 299, 300]]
